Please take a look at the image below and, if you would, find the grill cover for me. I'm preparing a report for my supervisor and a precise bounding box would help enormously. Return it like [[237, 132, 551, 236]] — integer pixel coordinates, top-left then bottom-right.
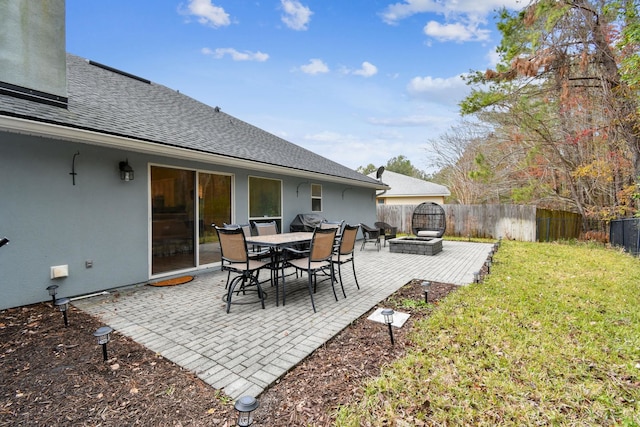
[[289, 213, 326, 232]]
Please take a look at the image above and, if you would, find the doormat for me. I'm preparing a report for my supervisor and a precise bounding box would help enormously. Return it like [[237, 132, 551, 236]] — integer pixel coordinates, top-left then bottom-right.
[[148, 276, 194, 287]]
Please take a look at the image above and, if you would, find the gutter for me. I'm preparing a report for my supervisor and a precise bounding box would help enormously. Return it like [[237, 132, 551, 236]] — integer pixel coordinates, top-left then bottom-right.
[[0, 115, 388, 190]]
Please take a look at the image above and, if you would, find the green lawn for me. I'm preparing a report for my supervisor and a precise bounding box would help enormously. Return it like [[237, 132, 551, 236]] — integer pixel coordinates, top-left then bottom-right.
[[335, 241, 640, 426]]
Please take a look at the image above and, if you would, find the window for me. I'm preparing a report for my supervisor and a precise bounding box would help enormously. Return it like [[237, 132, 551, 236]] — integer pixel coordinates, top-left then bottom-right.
[[249, 176, 282, 230], [311, 184, 322, 212]]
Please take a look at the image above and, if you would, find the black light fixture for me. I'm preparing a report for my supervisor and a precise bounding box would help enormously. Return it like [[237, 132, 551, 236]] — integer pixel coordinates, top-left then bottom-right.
[[473, 271, 480, 283], [0, 237, 9, 247], [55, 297, 70, 327], [381, 308, 395, 345], [234, 395, 259, 426], [421, 281, 431, 303], [119, 159, 134, 181], [94, 326, 114, 361], [46, 285, 59, 305]]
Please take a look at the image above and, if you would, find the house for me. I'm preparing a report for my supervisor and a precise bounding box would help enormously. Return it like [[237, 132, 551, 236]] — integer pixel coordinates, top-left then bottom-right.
[[368, 170, 450, 205], [0, 1, 387, 310]]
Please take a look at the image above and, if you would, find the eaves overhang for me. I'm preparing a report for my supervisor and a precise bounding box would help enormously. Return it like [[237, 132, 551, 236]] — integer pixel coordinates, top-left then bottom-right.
[[0, 115, 389, 190]]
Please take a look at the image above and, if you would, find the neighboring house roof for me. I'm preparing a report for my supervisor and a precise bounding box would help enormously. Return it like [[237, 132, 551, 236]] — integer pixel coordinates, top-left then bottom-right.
[[0, 54, 384, 188], [367, 170, 450, 197]]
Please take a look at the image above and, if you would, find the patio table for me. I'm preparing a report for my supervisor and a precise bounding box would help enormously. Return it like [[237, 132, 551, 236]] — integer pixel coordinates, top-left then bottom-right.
[[245, 232, 314, 306]]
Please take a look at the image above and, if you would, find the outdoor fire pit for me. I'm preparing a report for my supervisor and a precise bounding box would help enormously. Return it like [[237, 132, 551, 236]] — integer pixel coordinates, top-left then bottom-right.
[[388, 236, 443, 255]]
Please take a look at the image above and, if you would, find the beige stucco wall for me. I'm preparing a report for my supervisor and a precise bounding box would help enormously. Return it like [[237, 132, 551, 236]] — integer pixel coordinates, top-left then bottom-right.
[[378, 195, 445, 205]]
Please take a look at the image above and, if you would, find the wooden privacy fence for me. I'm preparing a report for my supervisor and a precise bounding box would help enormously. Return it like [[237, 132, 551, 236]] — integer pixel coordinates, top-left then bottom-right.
[[376, 204, 582, 242]]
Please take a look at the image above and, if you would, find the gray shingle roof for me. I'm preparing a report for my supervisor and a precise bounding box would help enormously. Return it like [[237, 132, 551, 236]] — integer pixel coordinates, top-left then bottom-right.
[[368, 170, 450, 196], [0, 54, 380, 186]]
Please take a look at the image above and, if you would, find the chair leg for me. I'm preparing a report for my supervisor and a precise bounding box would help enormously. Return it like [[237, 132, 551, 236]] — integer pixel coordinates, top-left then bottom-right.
[[251, 275, 266, 310], [226, 275, 243, 313], [328, 267, 339, 302], [351, 259, 360, 289], [225, 270, 231, 289], [329, 264, 340, 301], [336, 264, 347, 298], [306, 273, 317, 313]]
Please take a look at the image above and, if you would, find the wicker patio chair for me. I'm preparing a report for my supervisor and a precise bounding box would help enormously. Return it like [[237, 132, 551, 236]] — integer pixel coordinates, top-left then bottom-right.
[[411, 202, 446, 238], [374, 221, 398, 247], [360, 223, 381, 251]]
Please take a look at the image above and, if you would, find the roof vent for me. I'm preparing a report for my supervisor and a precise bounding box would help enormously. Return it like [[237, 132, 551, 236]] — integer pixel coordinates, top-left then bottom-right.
[[88, 60, 151, 84]]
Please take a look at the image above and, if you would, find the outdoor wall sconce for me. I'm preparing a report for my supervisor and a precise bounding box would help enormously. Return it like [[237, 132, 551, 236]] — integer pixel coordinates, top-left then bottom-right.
[[234, 395, 259, 426], [93, 326, 113, 361], [46, 284, 59, 305], [381, 308, 395, 345], [421, 281, 431, 303], [0, 237, 8, 247], [119, 159, 134, 181], [55, 297, 70, 327]]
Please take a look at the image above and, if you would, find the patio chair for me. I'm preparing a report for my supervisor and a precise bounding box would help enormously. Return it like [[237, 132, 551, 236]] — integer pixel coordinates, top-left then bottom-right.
[[253, 221, 278, 236], [331, 224, 360, 293], [221, 223, 270, 288], [319, 219, 345, 236], [411, 202, 446, 238], [360, 223, 381, 251], [214, 226, 268, 313], [284, 227, 338, 313], [374, 221, 398, 247]]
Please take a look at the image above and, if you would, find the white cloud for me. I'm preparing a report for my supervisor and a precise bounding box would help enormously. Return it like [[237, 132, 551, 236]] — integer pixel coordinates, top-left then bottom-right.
[[280, 0, 313, 30], [380, 0, 522, 25], [367, 114, 446, 127], [406, 74, 471, 104], [202, 47, 269, 62], [299, 58, 329, 75], [423, 21, 490, 42], [182, 0, 230, 28], [486, 47, 501, 67], [352, 61, 378, 77]]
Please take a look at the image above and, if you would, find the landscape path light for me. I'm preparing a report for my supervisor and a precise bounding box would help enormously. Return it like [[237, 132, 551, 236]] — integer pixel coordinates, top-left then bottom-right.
[[473, 271, 480, 283], [93, 326, 113, 361], [234, 395, 259, 426], [46, 284, 59, 305], [55, 297, 70, 327], [381, 308, 395, 345], [421, 281, 431, 303]]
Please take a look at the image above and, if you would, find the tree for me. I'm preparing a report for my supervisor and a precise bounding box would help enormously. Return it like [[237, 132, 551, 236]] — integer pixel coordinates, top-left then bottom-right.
[[356, 164, 377, 175], [385, 155, 429, 179], [356, 156, 429, 180], [460, 0, 640, 218]]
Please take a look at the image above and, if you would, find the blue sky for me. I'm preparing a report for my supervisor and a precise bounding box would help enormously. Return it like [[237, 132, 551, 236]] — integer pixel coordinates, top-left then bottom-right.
[[66, 0, 522, 172]]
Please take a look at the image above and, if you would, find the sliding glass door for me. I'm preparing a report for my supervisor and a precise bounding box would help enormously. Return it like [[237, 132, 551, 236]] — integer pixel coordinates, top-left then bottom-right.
[[198, 172, 232, 265], [151, 166, 231, 275]]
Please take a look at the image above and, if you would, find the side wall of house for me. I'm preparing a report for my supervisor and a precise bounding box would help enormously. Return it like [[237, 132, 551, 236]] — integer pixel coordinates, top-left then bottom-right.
[[0, 133, 376, 309], [379, 196, 445, 205]]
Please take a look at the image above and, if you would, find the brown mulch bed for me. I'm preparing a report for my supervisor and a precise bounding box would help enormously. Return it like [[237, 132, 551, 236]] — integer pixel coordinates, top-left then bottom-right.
[[0, 280, 458, 426]]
